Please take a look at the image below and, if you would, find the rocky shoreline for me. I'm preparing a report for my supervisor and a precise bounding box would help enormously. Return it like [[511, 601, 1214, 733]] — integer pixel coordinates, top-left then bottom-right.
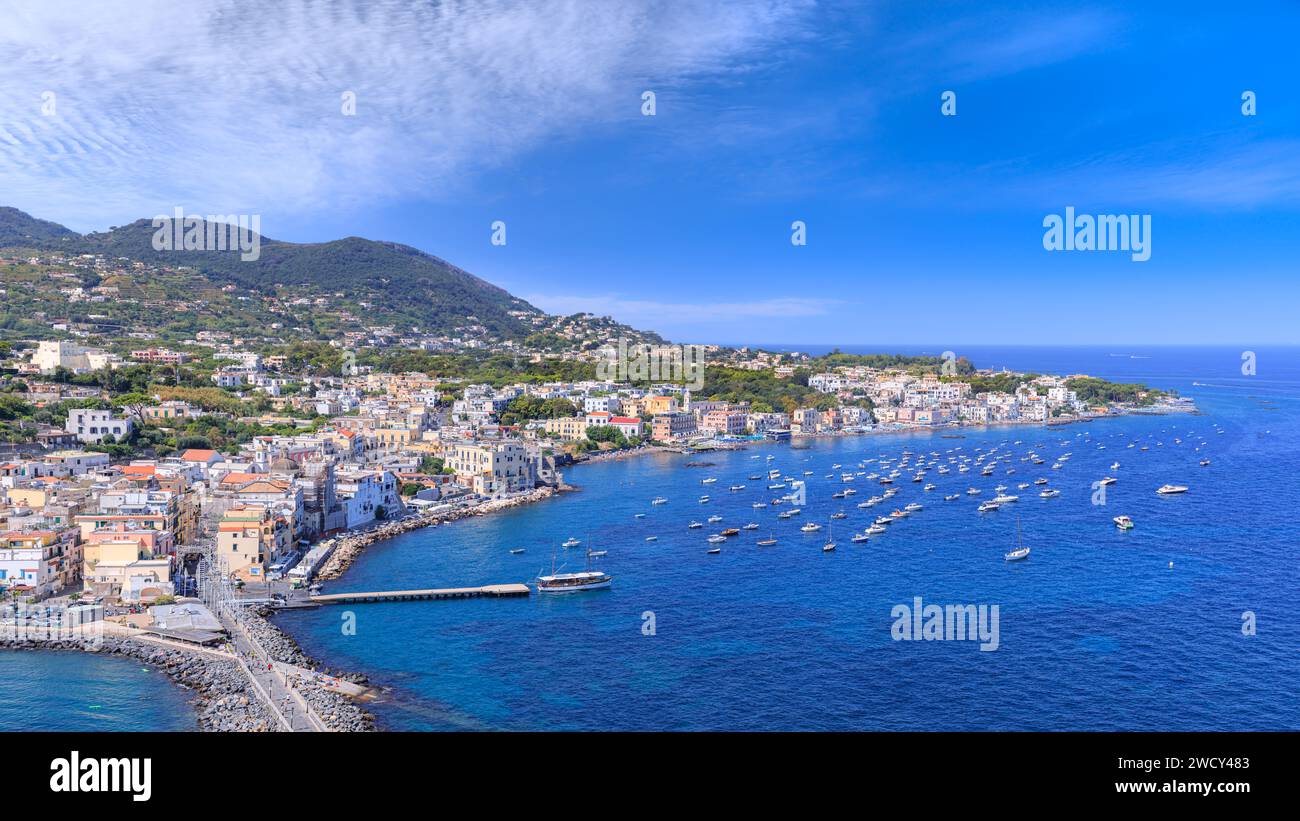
[[242, 606, 376, 732], [1, 635, 281, 732], [316, 485, 560, 581]]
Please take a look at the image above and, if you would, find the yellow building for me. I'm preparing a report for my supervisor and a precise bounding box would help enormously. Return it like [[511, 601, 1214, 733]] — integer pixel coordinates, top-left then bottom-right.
[[543, 416, 591, 441], [645, 395, 679, 415]]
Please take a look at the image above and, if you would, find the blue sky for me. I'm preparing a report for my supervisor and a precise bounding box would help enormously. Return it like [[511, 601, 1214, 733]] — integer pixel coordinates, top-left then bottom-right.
[[2, 1, 1298, 345]]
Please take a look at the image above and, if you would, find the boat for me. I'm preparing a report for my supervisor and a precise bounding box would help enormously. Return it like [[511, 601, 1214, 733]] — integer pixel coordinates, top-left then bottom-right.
[[728, 485, 745, 491], [1033, 478, 1048, 485], [1004, 519, 1031, 562], [799, 523, 822, 533], [889, 508, 908, 519], [587, 549, 608, 557], [967, 487, 981, 495], [978, 501, 1000, 512], [768, 483, 787, 490], [1039, 489, 1060, 498], [1114, 515, 1134, 530], [701, 477, 717, 484], [509, 548, 526, 554], [706, 547, 722, 555], [743, 522, 760, 530], [874, 516, 892, 526], [904, 502, 923, 512], [562, 538, 581, 548], [537, 551, 612, 593], [698, 495, 710, 503], [822, 519, 836, 551], [645, 536, 658, 542], [720, 528, 740, 537], [944, 494, 959, 501], [866, 524, 887, 535], [707, 514, 723, 523], [851, 532, 870, 543], [1098, 477, 1117, 486], [1199, 459, 1210, 466], [752, 502, 766, 509], [707, 534, 727, 544], [651, 497, 668, 505], [634, 513, 646, 519], [992, 494, 1018, 503], [757, 536, 778, 546], [924, 483, 937, 491], [777, 511, 794, 519], [687, 521, 703, 529], [830, 512, 848, 520], [1110, 462, 1120, 470], [1156, 484, 1189, 494]]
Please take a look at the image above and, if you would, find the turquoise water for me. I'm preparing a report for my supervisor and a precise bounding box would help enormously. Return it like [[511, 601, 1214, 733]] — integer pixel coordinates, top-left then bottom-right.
[[0, 650, 198, 731], [273, 346, 1300, 730]]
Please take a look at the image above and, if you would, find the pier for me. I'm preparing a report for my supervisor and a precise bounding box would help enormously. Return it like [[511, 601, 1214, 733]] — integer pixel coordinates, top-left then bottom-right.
[[309, 583, 531, 605]]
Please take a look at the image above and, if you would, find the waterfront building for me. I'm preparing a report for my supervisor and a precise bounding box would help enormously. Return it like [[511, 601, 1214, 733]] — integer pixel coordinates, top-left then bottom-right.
[[443, 441, 535, 498], [700, 409, 747, 436], [651, 412, 697, 442]]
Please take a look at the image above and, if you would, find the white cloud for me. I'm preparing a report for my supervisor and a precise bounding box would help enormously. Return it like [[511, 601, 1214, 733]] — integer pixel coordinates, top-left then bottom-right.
[[0, 0, 811, 230]]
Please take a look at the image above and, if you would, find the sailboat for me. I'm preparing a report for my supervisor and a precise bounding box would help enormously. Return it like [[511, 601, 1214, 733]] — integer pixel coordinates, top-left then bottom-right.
[[822, 518, 836, 552], [1004, 517, 1030, 562]]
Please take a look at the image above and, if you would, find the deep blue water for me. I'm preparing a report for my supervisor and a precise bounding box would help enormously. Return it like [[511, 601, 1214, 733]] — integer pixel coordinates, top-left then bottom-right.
[[0, 650, 198, 731], [271, 345, 1300, 730]]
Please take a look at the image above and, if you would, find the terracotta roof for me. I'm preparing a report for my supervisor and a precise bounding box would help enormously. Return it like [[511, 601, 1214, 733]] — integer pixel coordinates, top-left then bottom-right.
[[180, 448, 220, 462], [219, 472, 263, 486]]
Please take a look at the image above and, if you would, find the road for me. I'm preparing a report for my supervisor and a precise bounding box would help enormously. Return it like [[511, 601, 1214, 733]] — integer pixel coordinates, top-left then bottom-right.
[[220, 609, 327, 732]]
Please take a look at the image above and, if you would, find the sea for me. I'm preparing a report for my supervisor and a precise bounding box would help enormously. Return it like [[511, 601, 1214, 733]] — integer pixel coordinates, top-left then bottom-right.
[[6, 345, 1298, 731]]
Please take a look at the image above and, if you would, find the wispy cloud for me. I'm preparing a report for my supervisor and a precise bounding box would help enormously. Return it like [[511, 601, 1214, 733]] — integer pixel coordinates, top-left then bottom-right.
[[0, 0, 812, 230], [880, 8, 1122, 85]]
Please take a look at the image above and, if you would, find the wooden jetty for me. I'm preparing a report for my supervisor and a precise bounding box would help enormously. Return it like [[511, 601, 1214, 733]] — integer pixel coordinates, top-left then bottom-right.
[[309, 583, 531, 605]]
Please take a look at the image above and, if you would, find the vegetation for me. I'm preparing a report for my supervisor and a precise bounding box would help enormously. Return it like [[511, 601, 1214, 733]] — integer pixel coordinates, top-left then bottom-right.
[[697, 366, 823, 415], [499, 395, 578, 426], [1066, 377, 1165, 406]]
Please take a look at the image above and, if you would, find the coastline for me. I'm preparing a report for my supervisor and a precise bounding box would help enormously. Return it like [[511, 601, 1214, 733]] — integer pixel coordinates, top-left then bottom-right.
[[316, 407, 1193, 583], [315, 485, 563, 581], [2, 633, 281, 731]]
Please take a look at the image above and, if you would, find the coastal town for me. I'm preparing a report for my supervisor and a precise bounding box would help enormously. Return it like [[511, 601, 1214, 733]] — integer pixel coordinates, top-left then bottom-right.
[[0, 248, 1191, 730]]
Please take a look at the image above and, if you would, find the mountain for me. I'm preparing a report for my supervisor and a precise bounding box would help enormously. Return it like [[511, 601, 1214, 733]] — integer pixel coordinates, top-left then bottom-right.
[[0, 207, 82, 247], [0, 207, 661, 346]]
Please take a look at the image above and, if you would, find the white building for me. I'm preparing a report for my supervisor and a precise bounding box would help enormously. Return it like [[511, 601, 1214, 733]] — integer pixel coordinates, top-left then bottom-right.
[[65, 409, 133, 444]]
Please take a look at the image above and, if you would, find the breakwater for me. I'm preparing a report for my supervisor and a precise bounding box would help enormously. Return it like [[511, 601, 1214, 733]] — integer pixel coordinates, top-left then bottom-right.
[[243, 607, 376, 731]]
